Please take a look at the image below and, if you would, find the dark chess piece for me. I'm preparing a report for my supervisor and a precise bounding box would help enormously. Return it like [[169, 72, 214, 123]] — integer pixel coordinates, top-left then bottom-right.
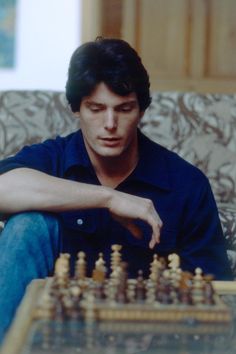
[[116, 262, 129, 303], [203, 274, 215, 305], [156, 270, 171, 304], [94, 281, 106, 301], [135, 270, 146, 301]]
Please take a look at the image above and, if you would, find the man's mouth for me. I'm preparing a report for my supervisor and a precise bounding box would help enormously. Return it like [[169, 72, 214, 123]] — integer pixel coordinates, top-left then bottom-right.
[[99, 137, 121, 146]]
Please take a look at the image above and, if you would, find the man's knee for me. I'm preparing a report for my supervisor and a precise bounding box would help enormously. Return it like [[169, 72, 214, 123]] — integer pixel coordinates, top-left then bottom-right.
[[1, 211, 61, 253]]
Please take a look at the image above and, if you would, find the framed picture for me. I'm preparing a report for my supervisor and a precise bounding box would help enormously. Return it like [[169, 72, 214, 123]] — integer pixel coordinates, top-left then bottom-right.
[[0, 0, 17, 68]]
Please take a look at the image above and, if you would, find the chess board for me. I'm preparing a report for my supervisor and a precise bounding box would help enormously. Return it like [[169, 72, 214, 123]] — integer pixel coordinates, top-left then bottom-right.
[[1, 246, 235, 354], [34, 245, 232, 324]]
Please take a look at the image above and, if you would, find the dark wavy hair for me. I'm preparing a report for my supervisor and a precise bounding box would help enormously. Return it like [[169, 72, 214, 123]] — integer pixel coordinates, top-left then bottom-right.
[[65, 38, 151, 112]]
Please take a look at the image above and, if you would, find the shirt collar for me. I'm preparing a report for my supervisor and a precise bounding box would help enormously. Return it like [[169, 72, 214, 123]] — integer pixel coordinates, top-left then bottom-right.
[[64, 130, 92, 172], [130, 130, 172, 191], [64, 129, 171, 191]]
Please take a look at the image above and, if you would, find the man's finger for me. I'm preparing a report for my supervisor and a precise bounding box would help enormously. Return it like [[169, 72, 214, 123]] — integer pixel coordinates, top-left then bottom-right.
[[149, 238, 156, 249], [147, 215, 162, 244], [146, 214, 162, 249]]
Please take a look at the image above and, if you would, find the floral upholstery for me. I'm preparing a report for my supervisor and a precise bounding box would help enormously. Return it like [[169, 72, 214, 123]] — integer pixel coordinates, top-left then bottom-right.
[[141, 92, 236, 275], [0, 90, 236, 276], [0, 91, 80, 160]]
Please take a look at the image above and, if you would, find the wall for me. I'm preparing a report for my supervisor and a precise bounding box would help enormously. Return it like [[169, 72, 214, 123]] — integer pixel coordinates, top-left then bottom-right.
[[0, 0, 81, 91], [95, 0, 236, 93]]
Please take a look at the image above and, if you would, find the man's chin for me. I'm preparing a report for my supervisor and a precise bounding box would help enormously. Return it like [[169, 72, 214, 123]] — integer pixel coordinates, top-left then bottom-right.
[[96, 146, 124, 158]]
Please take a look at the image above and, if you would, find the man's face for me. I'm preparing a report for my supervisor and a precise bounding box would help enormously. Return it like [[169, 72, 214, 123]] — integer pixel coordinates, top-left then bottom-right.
[[78, 82, 143, 160]]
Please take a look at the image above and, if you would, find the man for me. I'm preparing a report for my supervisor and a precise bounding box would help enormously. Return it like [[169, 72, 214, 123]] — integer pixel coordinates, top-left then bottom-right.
[[0, 38, 232, 341]]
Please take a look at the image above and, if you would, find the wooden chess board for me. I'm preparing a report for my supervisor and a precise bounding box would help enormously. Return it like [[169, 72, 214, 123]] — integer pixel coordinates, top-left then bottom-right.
[[34, 277, 232, 324], [1, 246, 236, 354], [32, 247, 232, 324], [1, 279, 236, 354]]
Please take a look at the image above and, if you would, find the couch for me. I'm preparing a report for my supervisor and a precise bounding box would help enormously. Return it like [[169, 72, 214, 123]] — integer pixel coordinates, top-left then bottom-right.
[[0, 90, 236, 276]]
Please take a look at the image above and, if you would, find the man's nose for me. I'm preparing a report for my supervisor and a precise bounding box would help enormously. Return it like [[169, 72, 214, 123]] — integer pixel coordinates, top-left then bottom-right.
[[104, 109, 117, 131]]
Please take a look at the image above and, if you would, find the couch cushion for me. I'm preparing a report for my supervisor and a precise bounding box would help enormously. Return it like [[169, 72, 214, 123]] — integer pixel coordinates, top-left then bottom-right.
[[0, 91, 80, 160], [141, 92, 236, 205]]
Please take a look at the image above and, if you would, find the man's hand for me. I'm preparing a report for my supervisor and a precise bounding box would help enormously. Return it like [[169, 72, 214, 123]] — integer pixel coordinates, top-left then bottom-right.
[[107, 190, 163, 249]]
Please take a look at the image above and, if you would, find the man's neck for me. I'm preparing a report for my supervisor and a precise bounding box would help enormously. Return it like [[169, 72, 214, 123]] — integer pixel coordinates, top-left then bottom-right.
[[86, 141, 139, 189]]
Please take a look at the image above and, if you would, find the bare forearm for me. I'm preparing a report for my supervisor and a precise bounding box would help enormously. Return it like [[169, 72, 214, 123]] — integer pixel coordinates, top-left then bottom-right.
[[0, 168, 111, 213], [0, 168, 162, 248]]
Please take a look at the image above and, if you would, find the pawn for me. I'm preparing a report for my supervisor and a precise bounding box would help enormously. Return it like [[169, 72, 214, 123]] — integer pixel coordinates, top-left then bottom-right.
[[203, 274, 215, 305], [135, 270, 146, 301], [179, 271, 193, 305], [127, 281, 136, 303], [168, 253, 181, 285], [75, 251, 87, 280], [192, 267, 205, 305], [149, 254, 161, 282], [54, 253, 70, 277], [54, 253, 70, 289], [146, 281, 156, 304], [96, 252, 106, 271], [156, 270, 171, 304], [92, 252, 106, 282], [116, 262, 129, 303]]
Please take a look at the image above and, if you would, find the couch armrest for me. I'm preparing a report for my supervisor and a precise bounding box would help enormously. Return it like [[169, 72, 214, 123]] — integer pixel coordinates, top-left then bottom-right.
[[218, 203, 236, 277]]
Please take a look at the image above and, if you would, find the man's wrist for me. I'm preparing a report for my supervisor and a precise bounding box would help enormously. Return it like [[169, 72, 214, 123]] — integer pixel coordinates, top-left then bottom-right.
[[96, 185, 114, 210]]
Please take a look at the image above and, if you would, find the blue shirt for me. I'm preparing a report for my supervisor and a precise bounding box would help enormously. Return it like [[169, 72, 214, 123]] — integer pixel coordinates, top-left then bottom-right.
[[0, 130, 232, 279]]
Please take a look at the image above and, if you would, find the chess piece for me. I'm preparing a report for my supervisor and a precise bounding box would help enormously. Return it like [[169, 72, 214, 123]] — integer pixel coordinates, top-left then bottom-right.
[[135, 270, 146, 301], [83, 291, 96, 322], [179, 271, 193, 305], [106, 281, 117, 303], [203, 274, 215, 305], [54, 253, 70, 289], [146, 281, 156, 303], [127, 281, 136, 303], [168, 253, 180, 270], [168, 253, 181, 286], [149, 254, 162, 282], [37, 292, 56, 319], [156, 270, 171, 304], [62, 294, 74, 318], [92, 252, 106, 282], [110, 244, 122, 276], [75, 251, 87, 280], [116, 262, 129, 303], [192, 267, 205, 305]]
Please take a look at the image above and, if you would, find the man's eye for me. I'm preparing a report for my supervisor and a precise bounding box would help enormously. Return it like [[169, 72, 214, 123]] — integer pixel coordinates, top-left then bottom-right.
[[119, 107, 133, 113], [90, 107, 102, 113]]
